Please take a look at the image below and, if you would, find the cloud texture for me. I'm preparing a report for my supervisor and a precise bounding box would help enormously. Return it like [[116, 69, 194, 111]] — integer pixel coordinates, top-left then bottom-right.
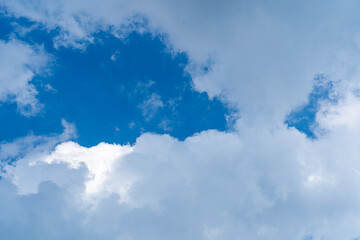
[[2, 0, 360, 239], [0, 39, 49, 116], [3, 102, 360, 239]]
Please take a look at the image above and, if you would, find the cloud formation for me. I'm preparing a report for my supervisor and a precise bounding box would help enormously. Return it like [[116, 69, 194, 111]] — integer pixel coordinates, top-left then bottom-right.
[[2, 1, 360, 239], [3, 103, 360, 239], [0, 39, 49, 116]]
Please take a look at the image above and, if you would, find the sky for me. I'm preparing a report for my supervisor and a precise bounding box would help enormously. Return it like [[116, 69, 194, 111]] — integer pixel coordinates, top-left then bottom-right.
[[1, 1, 360, 239]]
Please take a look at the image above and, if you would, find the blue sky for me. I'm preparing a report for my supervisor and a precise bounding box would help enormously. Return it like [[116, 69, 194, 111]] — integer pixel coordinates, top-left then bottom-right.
[[2, 1, 360, 240], [286, 74, 337, 138], [0, 18, 231, 147]]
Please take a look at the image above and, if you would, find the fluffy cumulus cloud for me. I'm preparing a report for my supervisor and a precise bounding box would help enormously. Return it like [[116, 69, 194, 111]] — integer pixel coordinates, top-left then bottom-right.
[[1, 128, 294, 239], [3, 112, 360, 239], [3, 0, 360, 239], [0, 39, 49, 116]]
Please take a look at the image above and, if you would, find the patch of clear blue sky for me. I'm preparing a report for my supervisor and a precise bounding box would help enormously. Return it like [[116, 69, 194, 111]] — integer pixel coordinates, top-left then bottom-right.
[[0, 14, 332, 144], [285, 74, 337, 138], [0, 14, 12, 36], [0, 15, 234, 147]]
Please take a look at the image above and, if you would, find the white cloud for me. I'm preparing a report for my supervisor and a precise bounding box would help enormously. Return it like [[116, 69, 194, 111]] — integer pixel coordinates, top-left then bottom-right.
[[0, 39, 50, 116], [140, 93, 164, 121], [317, 93, 360, 130], [0, 119, 75, 165], [1, 0, 138, 48], [3, 115, 360, 239]]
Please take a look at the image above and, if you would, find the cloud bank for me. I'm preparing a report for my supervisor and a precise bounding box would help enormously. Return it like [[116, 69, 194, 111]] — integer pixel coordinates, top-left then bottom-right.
[[3, 100, 360, 239]]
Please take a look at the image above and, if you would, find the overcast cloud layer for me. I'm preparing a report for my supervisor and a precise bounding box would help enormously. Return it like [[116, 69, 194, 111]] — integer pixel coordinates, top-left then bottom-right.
[[2, 0, 360, 239]]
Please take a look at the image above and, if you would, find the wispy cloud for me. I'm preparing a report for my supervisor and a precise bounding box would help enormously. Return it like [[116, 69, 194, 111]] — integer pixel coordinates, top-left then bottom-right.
[[0, 39, 50, 116], [140, 93, 164, 121]]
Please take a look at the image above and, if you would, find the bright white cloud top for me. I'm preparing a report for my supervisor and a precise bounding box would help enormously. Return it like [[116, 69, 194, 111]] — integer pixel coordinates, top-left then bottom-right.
[[1, 0, 360, 239]]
